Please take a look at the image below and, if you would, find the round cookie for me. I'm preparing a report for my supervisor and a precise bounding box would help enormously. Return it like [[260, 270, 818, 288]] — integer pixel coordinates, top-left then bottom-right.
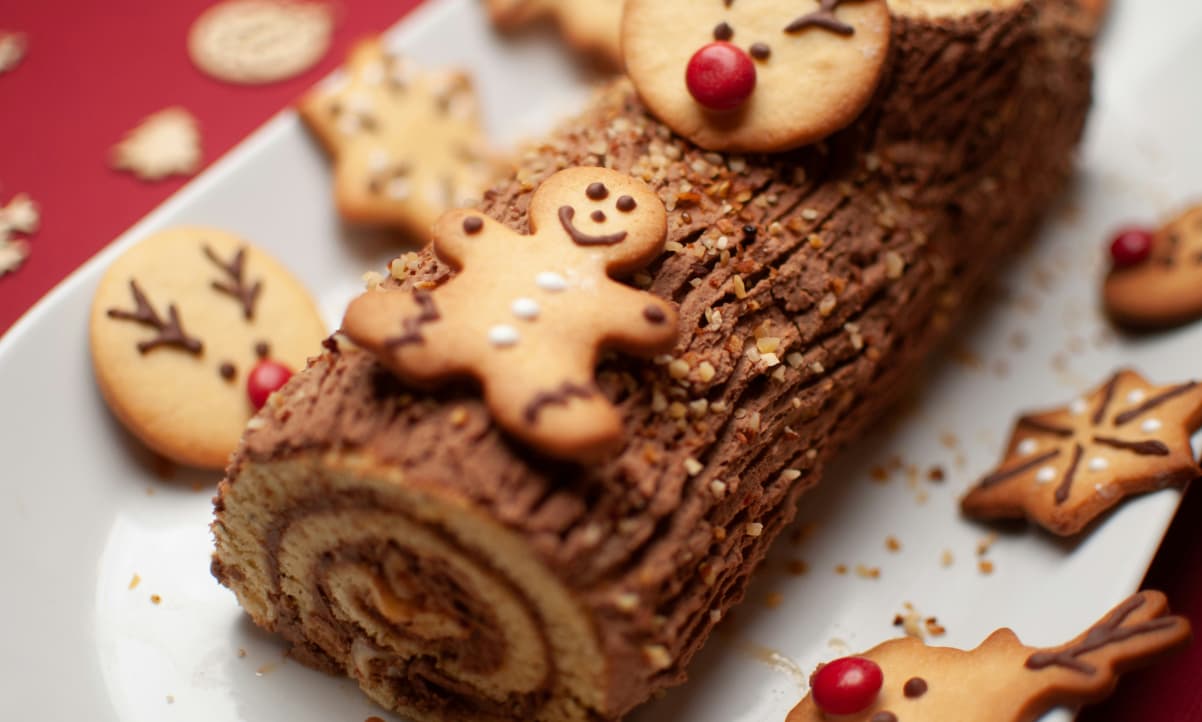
[[188, 0, 333, 85], [622, 0, 891, 153], [1104, 204, 1202, 329], [90, 227, 327, 470]]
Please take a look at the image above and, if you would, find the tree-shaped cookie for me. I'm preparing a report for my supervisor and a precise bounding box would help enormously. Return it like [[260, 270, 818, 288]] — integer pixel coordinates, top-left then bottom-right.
[[299, 39, 498, 239], [960, 369, 1202, 535], [342, 167, 678, 461], [787, 591, 1191, 722], [1104, 204, 1202, 329]]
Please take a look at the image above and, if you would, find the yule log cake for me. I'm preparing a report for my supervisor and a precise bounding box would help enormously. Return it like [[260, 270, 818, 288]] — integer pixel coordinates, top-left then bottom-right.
[[212, 1, 1099, 720]]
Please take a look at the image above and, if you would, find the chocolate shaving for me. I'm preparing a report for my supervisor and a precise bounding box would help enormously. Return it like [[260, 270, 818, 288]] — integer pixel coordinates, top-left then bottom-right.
[[1053, 442, 1083, 504], [384, 289, 441, 348], [785, 0, 854, 36], [1026, 594, 1180, 675], [1114, 382, 1198, 426], [1092, 436, 1171, 456], [978, 449, 1061, 489], [523, 382, 595, 424], [558, 206, 628, 246], [204, 245, 262, 320], [107, 280, 204, 355]]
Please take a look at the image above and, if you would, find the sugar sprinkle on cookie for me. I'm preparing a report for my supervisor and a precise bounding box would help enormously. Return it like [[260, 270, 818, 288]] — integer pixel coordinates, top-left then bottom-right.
[[299, 39, 498, 239], [788, 591, 1190, 721], [90, 227, 326, 469], [961, 369, 1202, 536], [111, 107, 203, 182], [189, 0, 333, 85]]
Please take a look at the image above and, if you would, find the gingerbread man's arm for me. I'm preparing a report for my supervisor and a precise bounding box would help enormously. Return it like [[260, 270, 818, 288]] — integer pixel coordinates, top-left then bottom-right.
[[595, 283, 679, 356], [431, 209, 508, 270]]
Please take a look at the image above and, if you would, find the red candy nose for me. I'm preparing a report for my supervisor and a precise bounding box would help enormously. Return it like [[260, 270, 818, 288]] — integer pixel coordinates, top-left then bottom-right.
[[810, 656, 884, 715], [1109, 227, 1155, 268], [247, 359, 293, 411], [685, 42, 756, 111]]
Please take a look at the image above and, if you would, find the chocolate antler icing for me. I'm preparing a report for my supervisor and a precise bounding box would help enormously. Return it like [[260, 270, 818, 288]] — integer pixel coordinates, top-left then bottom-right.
[[204, 244, 262, 320], [785, 0, 855, 36], [107, 280, 204, 355], [1026, 594, 1181, 675]]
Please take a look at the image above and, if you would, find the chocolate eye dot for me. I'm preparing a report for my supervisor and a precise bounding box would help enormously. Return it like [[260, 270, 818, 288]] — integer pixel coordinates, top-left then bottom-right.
[[219, 361, 237, 381], [750, 42, 771, 60], [591, 210, 607, 223], [617, 195, 637, 212], [586, 182, 609, 200], [713, 21, 734, 41], [463, 216, 484, 234]]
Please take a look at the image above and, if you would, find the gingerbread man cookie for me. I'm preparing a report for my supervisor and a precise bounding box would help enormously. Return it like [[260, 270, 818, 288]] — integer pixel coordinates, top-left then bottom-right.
[[622, 0, 891, 153], [961, 370, 1202, 536], [1104, 204, 1202, 329], [342, 167, 678, 461], [485, 0, 624, 66], [90, 227, 327, 470], [299, 39, 498, 240], [788, 591, 1191, 722]]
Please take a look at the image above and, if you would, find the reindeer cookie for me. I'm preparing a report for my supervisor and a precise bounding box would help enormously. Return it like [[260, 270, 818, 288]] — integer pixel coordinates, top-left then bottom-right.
[[622, 0, 891, 153], [90, 227, 327, 470], [961, 369, 1202, 536], [299, 39, 498, 240], [1104, 204, 1202, 329], [342, 167, 678, 461], [788, 591, 1191, 722]]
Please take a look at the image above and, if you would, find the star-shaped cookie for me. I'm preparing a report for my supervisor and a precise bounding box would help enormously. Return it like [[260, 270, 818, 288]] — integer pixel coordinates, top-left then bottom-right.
[[299, 39, 498, 240], [485, 0, 624, 66], [961, 369, 1202, 535]]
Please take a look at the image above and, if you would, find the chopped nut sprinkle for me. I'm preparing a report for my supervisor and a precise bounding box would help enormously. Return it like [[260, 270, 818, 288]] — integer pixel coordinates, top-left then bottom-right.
[[818, 293, 837, 317], [684, 457, 704, 476], [885, 535, 902, 552], [940, 549, 955, 567], [614, 593, 640, 612], [745, 522, 764, 537], [854, 564, 881, 580], [884, 251, 905, 279], [642, 644, 672, 670], [978, 560, 995, 575]]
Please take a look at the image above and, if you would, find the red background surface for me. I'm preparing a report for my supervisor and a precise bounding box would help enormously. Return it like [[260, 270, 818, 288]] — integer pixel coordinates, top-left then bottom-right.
[[0, 1, 1197, 720]]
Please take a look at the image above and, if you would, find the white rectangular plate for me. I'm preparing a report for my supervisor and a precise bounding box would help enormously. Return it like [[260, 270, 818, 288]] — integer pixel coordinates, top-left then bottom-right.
[[2, 1, 1201, 720]]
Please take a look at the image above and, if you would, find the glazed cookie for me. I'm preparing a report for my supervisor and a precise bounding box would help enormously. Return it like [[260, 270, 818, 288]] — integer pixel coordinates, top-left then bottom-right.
[[1104, 205, 1202, 329], [961, 370, 1202, 536], [90, 227, 327, 470], [299, 39, 498, 240], [189, 0, 333, 85], [485, 0, 624, 66], [622, 0, 892, 153], [788, 591, 1191, 722], [342, 167, 678, 461]]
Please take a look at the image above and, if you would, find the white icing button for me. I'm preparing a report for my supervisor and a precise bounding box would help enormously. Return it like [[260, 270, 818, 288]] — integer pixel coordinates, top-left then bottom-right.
[[1069, 398, 1088, 415], [1127, 389, 1147, 404], [386, 178, 411, 201], [1016, 438, 1037, 456], [363, 61, 385, 85], [488, 324, 520, 348], [1035, 466, 1057, 484], [1087, 457, 1109, 472], [368, 147, 390, 172], [1142, 418, 1163, 433], [536, 272, 568, 292], [511, 297, 540, 320]]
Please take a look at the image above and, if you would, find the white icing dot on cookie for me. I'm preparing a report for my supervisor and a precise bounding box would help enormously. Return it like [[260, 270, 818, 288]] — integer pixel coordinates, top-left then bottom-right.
[[1016, 438, 1037, 456], [511, 297, 540, 320], [1142, 418, 1163, 433], [1035, 466, 1057, 484], [368, 147, 390, 172], [386, 178, 411, 201], [1069, 398, 1088, 415], [488, 324, 520, 348], [536, 271, 568, 292], [1088, 457, 1110, 472], [1127, 389, 1147, 404], [363, 61, 385, 86]]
